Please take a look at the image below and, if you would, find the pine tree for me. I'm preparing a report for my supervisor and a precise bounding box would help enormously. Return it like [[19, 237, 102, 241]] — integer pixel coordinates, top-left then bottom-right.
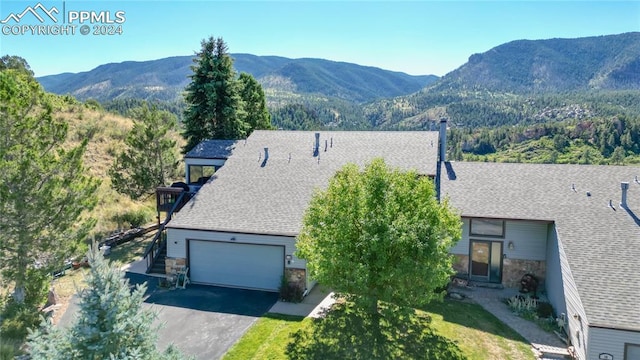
[[238, 72, 272, 131], [27, 246, 188, 359], [182, 37, 246, 153], [109, 103, 179, 199], [0, 69, 99, 304]]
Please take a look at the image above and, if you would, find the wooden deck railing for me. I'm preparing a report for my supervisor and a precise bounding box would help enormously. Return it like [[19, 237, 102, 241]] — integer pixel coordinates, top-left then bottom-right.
[[143, 191, 190, 273]]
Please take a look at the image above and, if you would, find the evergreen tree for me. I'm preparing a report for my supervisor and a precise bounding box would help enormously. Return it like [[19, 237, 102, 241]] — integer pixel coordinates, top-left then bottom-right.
[[0, 55, 33, 76], [27, 246, 188, 360], [182, 36, 246, 153], [238, 72, 272, 131], [109, 103, 179, 199], [0, 70, 99, 304]]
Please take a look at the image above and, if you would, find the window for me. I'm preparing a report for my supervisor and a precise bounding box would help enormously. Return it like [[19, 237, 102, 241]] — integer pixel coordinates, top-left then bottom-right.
[[470, 218, 505, 237], [188, 165, 216, 184]]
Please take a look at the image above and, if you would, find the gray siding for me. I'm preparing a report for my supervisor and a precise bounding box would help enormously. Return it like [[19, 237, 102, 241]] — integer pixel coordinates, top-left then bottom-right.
[[556, 231, 589, 360], [588, 327, 640, 360], [545, 224, 567, 323], [450, 218, 548, 261]]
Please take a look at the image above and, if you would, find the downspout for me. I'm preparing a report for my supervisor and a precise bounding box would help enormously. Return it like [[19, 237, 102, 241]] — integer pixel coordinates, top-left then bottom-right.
[[435, 118, 447, 202]]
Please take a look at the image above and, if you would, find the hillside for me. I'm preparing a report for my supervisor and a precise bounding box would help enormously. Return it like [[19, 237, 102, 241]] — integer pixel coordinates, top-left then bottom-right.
[[433, 32, 640, 94], [364, 33, 640, 130], [46, 95, 183, 237], [37, 54, 438, 104]]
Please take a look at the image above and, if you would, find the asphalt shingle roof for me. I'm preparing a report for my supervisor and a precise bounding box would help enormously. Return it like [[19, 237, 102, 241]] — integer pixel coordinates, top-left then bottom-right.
[[185, 140, 238, 159], [441, 162, 640, 331], [171, 130, 640, 331], [170, 130, 439, 236]]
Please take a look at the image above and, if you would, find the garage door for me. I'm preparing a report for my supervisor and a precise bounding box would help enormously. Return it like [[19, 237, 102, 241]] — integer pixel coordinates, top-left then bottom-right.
[[189, 240, 284, 291]]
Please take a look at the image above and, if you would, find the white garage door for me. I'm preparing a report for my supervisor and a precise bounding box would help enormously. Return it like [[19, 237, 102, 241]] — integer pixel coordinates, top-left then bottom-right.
[[189, 240, 284, 291]]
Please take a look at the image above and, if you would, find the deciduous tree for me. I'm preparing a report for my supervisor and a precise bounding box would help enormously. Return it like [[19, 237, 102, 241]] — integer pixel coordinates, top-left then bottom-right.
[[109, 103, 179, 199], [297, 158, 461, 310]]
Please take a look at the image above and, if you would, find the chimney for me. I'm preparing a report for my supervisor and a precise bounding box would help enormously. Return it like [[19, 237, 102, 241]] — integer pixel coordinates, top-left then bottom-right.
[[439, 118, 447, 162], [621, 182, 629, 208], [435, 118, 447, 202], [264, 147, 269, 160], [314, 132, 320, 156]]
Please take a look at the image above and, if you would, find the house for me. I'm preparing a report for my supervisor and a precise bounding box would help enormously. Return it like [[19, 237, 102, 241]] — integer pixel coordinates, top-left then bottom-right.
[[162, 128, 640, 360], [183, 139, 237, 191]]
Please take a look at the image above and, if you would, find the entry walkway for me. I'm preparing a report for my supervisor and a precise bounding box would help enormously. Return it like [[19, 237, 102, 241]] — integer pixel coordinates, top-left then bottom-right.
[[268, 285, 336, 318]]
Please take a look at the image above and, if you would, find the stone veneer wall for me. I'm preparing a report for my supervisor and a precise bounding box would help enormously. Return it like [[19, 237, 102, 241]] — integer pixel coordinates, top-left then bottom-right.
[[502, 258, 546, 289], [451, 254, 546, 290], [285, 268, 306, 292], [165, 257, 186, 275], [452, 254, 469, 276]]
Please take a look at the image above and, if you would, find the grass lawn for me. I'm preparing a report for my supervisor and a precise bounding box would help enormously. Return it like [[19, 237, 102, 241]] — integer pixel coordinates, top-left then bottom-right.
[[224, 300, 535, 360]]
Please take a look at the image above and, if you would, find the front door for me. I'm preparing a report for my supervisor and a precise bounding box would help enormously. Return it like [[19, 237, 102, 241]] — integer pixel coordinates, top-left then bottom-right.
[[470, 240, 503, 283]]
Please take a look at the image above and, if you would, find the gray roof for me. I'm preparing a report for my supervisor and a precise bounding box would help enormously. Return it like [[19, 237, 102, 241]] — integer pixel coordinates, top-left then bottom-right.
[[170, 130, 439, 236], [185, 140, 238, 159], [441, 162, 640, 331]]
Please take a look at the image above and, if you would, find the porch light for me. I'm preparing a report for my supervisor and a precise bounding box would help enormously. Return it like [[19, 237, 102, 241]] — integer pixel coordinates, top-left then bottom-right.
[[286, 255, 292, 265], [508, 241, 514, 250]]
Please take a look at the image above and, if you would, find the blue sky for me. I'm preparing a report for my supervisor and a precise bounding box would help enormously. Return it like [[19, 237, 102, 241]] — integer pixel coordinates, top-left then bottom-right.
[[1, 1, 639, 77]]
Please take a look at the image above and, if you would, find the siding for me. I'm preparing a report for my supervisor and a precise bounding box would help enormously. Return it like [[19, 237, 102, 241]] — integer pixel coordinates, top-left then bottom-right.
[[450, 218, 548, 261], [166, 228, 305, 269], [545, 224, 567, 322], [557, 230, 589, 360], [588, 327, 640, 360]]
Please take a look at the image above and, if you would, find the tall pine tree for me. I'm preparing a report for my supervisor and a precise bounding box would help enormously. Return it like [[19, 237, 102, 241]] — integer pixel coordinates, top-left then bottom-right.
[[0, 69, 99, 304], [238, 72, 272, 131], [182, 37, 246, 153]]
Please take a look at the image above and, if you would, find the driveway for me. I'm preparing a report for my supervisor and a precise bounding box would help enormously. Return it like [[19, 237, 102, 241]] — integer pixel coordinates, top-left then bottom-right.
[[59, 272, 279, 360]]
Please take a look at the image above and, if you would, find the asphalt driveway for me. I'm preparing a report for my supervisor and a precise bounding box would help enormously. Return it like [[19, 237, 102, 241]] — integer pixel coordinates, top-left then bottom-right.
[[59, 273, 279, 360]]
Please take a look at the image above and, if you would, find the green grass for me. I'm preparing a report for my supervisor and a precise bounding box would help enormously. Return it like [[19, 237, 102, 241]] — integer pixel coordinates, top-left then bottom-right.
[[224, 314, 307, 360], [224, 300, 535, 360]]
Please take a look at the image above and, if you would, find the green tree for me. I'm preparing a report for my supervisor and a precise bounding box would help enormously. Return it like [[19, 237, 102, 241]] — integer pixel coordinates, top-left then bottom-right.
[[27, 246, 188, 360], [182, 36, 246, 153], [238, 72, 272, 131], [0, 55, 34, 76], [109, 103, 179, 199], [610, 146, 626, 165], [0, 70, 99, 304], [296, 158, 461, 319]]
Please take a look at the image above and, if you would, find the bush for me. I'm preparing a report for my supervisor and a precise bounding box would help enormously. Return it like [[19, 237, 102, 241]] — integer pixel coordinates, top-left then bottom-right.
[[112, 208, 152, 228], [537, 301, 554, 318], [279, 277, 303, 303], [0, 300, 42, 343]]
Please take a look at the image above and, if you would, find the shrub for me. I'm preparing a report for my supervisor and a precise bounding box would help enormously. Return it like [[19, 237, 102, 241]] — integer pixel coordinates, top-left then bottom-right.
[[279, 277, 303, 303], [112, 208, 152, 228], [537, 301, 555, 318]]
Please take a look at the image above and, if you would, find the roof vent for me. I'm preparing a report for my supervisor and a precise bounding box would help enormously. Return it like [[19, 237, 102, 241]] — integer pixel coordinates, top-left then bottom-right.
[[330, 137, 333, 148], [609, 199, 616, 211], [314, 133, 320, 157], [621, 182, 629, 209], [261, 147, 269, 167], [635, 175, 639, 184], [325, 139, 328, 152], [571, 183, 576, 192]]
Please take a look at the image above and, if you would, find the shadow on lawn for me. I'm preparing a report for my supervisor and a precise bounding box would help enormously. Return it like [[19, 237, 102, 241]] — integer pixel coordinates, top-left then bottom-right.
[[286, 301, 466, 360], [422, 299, 529, 343]]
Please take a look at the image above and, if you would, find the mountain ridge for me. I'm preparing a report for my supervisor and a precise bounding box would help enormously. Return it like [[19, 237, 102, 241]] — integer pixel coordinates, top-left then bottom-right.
[[37, 54, 438, 104]]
